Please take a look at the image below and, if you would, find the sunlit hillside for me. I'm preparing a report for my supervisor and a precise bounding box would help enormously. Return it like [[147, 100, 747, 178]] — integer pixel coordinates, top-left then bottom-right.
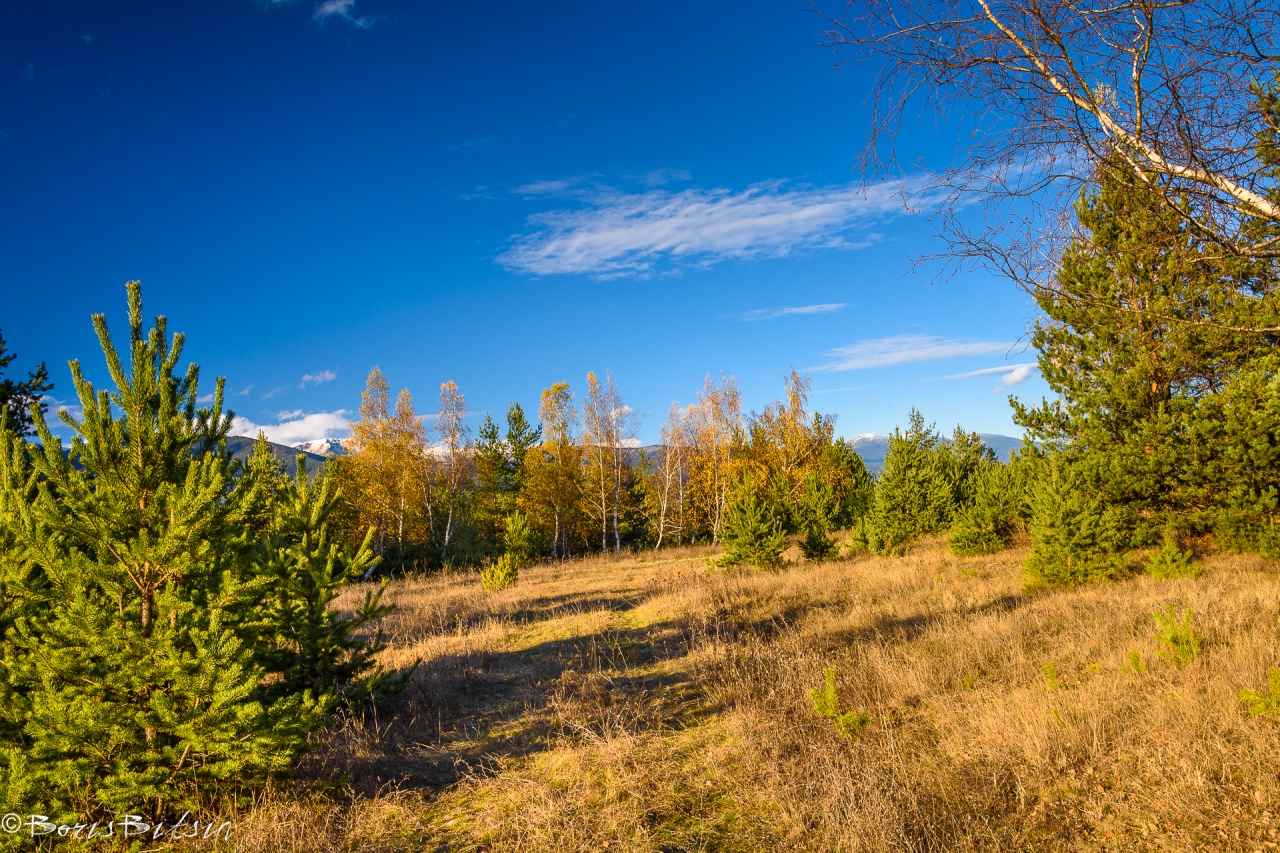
[[213, 539, 1280, 853]]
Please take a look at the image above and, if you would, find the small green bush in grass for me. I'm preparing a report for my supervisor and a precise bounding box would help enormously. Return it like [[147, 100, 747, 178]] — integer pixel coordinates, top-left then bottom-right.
[[808, 666, 871, 737], [1153, 604, 1201, 668], [481, 553, 520, 592], [1146, 528, 1200, 579], [1239, 668, 1280, 718]]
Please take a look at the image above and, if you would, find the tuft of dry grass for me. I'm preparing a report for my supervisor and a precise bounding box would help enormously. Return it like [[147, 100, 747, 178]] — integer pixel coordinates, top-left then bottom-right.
[[174, 541, 1280, 852]]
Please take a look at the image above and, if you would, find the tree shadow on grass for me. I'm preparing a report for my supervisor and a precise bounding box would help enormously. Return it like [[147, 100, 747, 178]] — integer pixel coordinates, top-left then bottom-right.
[[297, 614, 716, 795]]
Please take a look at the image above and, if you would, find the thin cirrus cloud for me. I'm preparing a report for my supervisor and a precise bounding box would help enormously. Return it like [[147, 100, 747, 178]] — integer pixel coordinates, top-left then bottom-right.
[[739, 303, 847, 322], [300, 369, 337, 388], [498, 179, 919, 278], [810, 335, 1014, 372], [231, 411, 351, 445], [313, 0, 379, 27], [940, 363, 1039, 391]]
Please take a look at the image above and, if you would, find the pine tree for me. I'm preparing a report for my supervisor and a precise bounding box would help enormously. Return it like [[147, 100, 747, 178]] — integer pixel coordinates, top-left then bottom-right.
[[0, 284, 318, 817], [0, 330, 53, 438], [797, 471, 840, 562], [948, 456, 1029, 556], [714, 475, 786, 569], [252, 443, 408, 707], [504, 401, 542, 494], [1012, 160, 1280, 549], [826, 437, 873, 530], [867, 410, 955, 555], [1024, 453, 1127, 587], [0, 284, 402, 819], [502, 511, 538, 564], [473, 413, 508, 555]]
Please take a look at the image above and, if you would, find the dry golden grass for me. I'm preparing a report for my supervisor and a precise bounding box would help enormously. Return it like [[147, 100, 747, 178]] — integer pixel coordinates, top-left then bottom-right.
[[194, 540, 1280, 852]]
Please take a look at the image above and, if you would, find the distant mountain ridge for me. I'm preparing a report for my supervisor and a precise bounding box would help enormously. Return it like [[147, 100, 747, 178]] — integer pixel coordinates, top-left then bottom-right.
[[222, 435, 1020, 477], [849, 433, 1023, 474], [225, 436, 328, 478]]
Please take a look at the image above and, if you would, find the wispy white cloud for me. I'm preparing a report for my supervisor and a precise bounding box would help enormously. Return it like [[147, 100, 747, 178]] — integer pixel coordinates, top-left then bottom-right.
[[499, 179, 919, 278], [41, 395, 83, 422], [642, 168, 692, 187], [811, 335, 1013, 372], [740, 303, 847, 322], [313, 0, 379, 27], [196, 393, 214, 404], [300, 369, 337, 388], [231, 410, 351, 445], [235, 385, 254, 396], [513, 179, 580, 196], [940, 363, 1038, 391]]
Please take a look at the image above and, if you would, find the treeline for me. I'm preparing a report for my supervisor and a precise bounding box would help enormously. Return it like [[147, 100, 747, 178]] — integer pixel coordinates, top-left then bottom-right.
[[325, 367, 874, 571], [327, 171, 1280, 589]]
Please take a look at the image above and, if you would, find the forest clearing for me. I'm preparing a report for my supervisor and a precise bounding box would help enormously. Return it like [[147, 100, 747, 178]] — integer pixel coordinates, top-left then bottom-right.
[[7, 0, 1280, 847], [218, 539, 1280, 853]]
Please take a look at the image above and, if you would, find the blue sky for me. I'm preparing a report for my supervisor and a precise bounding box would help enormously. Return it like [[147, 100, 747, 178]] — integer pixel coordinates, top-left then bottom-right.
[[1, 0, 1048, 446]]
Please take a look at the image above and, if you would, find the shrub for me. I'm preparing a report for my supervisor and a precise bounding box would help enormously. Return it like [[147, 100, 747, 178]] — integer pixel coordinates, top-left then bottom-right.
[[808, 666, 871, 737], [481, 553, 520, 592], [1024, 454, 1126, 587], [715, 476, 786, 570], [1042, 662, 1061, 691], [1239, 668, 1280, 718], [1146, 528, 1200, 579], [1153, 604, 1202, 668], [1125, 651, 1147, 675]]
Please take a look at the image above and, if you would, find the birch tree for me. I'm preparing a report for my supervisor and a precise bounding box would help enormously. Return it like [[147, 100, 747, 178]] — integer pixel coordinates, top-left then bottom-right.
[[581, 373, 613, 552], [434, 379, 472, 557], [685, 373, 744, 543], [815, 0, 1280, 298], [582, 371, 640, 554], [523, 382, 582, 559], [648, 402, 690, 549], [339, 368, 431, 557], [747, 368, 834, 505]]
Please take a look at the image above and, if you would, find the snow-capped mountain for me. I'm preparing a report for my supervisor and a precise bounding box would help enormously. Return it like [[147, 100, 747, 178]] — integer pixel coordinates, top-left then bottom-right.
[[293, 437, 348, 457], [849, 433, 1022, 473]]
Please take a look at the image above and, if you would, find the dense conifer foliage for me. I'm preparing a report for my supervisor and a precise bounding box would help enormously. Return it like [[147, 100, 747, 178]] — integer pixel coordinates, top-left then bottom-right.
[[0, 284, 401, 821], [1014, 162, 1280, 562]]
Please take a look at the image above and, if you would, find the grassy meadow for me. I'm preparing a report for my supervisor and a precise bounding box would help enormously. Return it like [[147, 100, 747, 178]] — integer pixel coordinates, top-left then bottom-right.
[[177, 538, 1280, 853]]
